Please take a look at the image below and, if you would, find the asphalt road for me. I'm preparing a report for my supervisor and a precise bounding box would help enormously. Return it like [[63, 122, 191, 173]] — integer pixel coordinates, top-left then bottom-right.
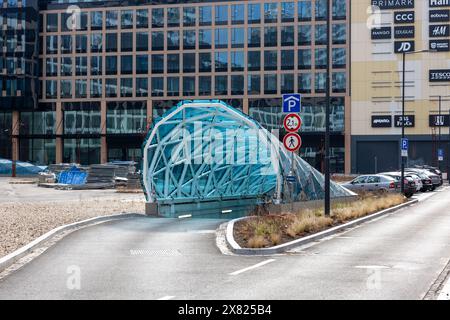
[[0, 188, 449, 300]]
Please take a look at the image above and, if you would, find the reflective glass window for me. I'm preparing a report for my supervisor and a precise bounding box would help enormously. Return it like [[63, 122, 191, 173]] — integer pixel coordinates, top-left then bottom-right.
[[248, 3, 261, 24], [168, 8, 180, 27], [215, 76, 228, 95]]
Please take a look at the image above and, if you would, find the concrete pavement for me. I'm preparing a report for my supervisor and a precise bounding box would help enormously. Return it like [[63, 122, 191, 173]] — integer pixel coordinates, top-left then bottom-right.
[[0, 188, 449, 300]]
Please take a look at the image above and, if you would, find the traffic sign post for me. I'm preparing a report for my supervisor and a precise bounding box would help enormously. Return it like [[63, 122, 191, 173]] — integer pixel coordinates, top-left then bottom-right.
[[283, 94, 302, 113], [401, 138, 409, 158], [438, 149, 444, 162], [283, 114, 302, 133], [283, 133, 302, 153]]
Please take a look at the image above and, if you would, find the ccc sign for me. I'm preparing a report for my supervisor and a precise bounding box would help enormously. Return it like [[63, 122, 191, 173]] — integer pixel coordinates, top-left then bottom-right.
[[394, 11, 415, 24]]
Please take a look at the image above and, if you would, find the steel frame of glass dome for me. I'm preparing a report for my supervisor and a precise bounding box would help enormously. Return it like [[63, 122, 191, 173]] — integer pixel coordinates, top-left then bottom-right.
[[142, 100, 353, 216]]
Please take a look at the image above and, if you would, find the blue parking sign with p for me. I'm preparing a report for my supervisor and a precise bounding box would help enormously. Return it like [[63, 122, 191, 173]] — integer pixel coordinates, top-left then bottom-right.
[[283, 94, 302, 113], [401, 138, 409, 151]]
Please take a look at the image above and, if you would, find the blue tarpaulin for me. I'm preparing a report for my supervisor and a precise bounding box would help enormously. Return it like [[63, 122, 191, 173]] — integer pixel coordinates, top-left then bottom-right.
[[0, 158, 47, 176], [57, 167, 87, 185]]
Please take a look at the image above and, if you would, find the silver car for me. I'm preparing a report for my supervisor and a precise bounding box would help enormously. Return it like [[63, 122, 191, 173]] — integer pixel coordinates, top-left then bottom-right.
[[341, 175, 398, 194]]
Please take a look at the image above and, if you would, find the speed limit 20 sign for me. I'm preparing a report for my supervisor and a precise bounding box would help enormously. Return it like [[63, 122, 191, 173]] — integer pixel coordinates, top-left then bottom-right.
[[283, 114, 302, 132]]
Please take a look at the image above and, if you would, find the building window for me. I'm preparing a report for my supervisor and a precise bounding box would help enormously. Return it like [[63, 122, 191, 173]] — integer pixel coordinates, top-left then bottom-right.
[[152, 55, 164, 74], [215, 29, 228, 49], [106, 11, 118, 29], [264, 3, 278, 23], [231, 75, 244, 95], [298, 49, 312, 69], [183, 77, 195, 96], [199, 30, 212, 49], [315, 73, 326, 93], [315, 25, 328, 45], [106, 79, 117, 97], [91, 11, 103, 30], [75, 34, 87, 53], [298, 73, 312, 93], [199, 6, 212, 26], [298, 1, 312, 21], [167, 31, 180, 50], [248, 75, 261, 95], [248, 3, 261, 24], [264, 51, 278, 71], [231, 4, 245, 24], [168, 8, 180, 27], [215, 76, 228, 95], [137, 9, 149, 28], [121, 10, 133, 29], [231, 51, 244, 72], [136, 32, 148, 51], [120, 78, 133, 97], [91, 56, 102, 75], [316, 0, 328, 21], [183, 7, 196, 27], [333, 0, 347, 20], [75, 57, 87, 76], [332, 48, 346, 68], [183, 53, 196, 73], [216, 5, 228, 25], [248, 27, 261, 47], [107, 102, 147, 134], [90, 79, 102, 98], [91, 33, 103, 53], [63, 139, 100, 165], [215, 52, 228, 72], [199, 53, 212, 73], [121, 56, 133, 75], [248, 51, 261, 71], [167, 54, 180, 73], [46, 58, 58, 77], [332, 72, 346, 93], [60, 80, 72, 99], [281, 74, 294, 94], [61, 35, 72, 54], [46, 36, 58, 54], [167, 77, 179, 96], [75, 80, 87, 98], [281, 2, 295, 22], [136, 78, 148, 97], [152, 77, 164, 97], [152, 32, 164, 51], [333, 24, 347, 45], [299, 25, 312, 45], [106, 33, 117, 52], [264, 74, 278, 94], [281, 26, 295, 46], [46, 14, 58, 32], [315, 48, 327, 69], [121, 33, 133, 52], [231, 28, 244, 48], [281, 50, 295, 70], [106, 56, 117, 75], [152, 8, 164, 28], [136, 55, 148, 74], [199, 76, 211, 96], [264, 27, 278, 47], [183, 30, 196, 50], [61, 57, 72, 76]]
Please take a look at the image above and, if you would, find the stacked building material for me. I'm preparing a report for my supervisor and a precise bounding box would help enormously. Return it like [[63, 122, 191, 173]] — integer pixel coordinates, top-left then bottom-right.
[[86, 164, 118, 184], [126, 172, 142, 190]]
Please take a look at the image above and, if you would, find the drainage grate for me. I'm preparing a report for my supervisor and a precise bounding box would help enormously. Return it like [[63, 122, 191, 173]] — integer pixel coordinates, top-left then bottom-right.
[[129, 249, 182, 257]]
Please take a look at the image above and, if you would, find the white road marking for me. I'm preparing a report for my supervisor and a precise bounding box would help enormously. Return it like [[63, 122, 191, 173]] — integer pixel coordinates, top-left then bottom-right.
[[229, 259, 276, 276], [158, 296, 176, 300], [178, 214, 192, 219], [354, 265, 391, 269]]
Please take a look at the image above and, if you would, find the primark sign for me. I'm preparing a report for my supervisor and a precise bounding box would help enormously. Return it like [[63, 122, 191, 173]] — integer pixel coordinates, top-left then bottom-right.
[[372, 0, 415, 9]]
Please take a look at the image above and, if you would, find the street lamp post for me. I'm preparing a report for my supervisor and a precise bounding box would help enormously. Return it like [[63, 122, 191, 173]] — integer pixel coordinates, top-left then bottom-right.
[[324, 0, 331, 216], [400, 49, 431, 194]]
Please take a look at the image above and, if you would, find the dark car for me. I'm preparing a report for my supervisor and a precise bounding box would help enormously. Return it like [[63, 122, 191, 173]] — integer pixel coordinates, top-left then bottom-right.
[[380, 172, 416, 198], [413, 166, 443, 186], [407, 168, 441, 190], [405, 171, 433, 192]]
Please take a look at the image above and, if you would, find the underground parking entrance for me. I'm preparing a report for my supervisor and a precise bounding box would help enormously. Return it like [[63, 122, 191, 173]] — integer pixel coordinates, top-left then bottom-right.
[[142, 100, 354, 218]]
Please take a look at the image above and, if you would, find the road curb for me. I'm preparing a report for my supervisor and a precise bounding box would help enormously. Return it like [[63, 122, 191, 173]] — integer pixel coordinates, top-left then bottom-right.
[[225, 199, 419, 256], [0, 213, 144, 272]]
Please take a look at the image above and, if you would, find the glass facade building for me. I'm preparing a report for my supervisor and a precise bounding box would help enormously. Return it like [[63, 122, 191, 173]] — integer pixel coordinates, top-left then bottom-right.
[[1, 0, 350, 173]]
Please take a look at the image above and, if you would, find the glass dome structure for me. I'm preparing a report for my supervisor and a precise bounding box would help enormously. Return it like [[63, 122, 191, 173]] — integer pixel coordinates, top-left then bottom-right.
[[142, 100, 353, 208]]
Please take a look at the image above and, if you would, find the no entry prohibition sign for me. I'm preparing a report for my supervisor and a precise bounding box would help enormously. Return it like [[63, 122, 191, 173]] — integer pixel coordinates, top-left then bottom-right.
[[283, 114, 302, 132], [283, 133, 302, 152]]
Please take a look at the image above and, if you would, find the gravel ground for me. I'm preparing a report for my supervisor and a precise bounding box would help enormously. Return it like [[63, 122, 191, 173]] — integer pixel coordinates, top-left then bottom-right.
[[0, 179, 146, 258]]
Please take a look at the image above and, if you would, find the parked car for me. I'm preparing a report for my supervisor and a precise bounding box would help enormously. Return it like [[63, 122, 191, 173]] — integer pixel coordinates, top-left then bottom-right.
[[405, 171, 433, 192], [380, 172, 416, 198], [415, 165, 442, 184], [405, 173, 423, 193], [407, 168, 440, 190], [341, 174, 398, 195]]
